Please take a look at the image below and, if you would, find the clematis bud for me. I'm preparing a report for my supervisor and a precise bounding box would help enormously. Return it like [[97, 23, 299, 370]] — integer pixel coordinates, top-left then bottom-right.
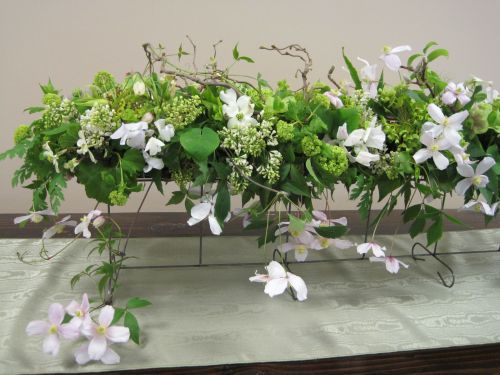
[[141, 112, 154, 124], [133, 81, 146, 96]]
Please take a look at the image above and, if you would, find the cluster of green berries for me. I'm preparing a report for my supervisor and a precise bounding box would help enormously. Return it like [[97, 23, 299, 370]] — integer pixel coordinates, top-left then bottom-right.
[[93, 71, 116, 92], [13, 125, 31, 144], [276, 120, 295, 142], [163, 95, 203, 130], [41, 97, 78, 130], [316, 145, 348, 176], [219, 125, 267, 157], [301, 135, 323, 157]]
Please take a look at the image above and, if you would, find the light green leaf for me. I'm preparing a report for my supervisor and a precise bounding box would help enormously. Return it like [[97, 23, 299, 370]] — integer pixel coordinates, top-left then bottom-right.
[[126, 297, 152, 309], [124, 311, 140, 345], [427, 48, 449, 63], [342, 47, 362, 90], [180, 127, 220, 162]]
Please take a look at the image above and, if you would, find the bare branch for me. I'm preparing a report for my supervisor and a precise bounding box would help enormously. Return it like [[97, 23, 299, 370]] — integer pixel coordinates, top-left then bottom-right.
[[185, 35, 198, 73], [327, 65, 341, 89]]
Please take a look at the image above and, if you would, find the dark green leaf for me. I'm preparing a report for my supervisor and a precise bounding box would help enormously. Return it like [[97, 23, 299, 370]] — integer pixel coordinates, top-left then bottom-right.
[[111, 307, 126, 325], [315, 225, 348, 239], [403, 204, 421, 223], [126, 297, 152, 309], [124, 311, 140, 345], [214, 183, 230, 224], [427, 216, 443, 246], [167, 191, 185, 205], [409, 216, 426, 238], [342, 47, 362, 90]]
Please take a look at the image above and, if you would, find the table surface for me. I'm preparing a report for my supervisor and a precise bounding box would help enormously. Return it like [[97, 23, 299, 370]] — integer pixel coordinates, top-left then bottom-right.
[[1, 228, 499, 374]]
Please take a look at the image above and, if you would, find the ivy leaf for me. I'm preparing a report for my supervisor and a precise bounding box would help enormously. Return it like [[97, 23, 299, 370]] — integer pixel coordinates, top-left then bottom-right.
[[126, 297, 152, 309], [314, 225, 348, 239], [342, 47, 362, 90], [180, 127, 219, 162], [124, 311, 140, 345]]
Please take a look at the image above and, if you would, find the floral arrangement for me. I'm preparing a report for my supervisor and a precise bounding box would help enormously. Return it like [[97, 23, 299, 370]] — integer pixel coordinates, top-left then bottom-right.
[[2, 40, 499, 365]]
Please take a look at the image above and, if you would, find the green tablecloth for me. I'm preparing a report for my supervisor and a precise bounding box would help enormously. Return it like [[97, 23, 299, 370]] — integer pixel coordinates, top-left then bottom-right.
[[1, 229, 499, 374]]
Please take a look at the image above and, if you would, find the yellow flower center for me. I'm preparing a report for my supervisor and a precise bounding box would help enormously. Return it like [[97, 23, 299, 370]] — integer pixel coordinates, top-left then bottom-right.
[[75, 310, 83, 318], [96, 325, 107, 335], [430, 144, 439, 152], [320, 238, 329, 248], [474, 205, 482, 213], [290, 230, 300, 237], [49, 324, 58, 334], [236, 113, 245, 121], [296, 245, 307, 254], [443, 117, 449, 126], [472, 176, 482, 186]]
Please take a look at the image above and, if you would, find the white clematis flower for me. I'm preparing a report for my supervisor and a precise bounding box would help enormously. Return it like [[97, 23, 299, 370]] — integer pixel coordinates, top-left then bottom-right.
[[42, 142, 60, 173], [441, 82, 471, 106], [142, 151, 164, 173], [154, 119, 175, 142], [449, 144, 473, 166], [379, 45, 411, 71], [75, 210, 103, 238], [279, 236, 313, 262], [459, 200, 499, 216], [14, 209, 55, 225], [356, 242, 386, 257], [187, 193, 230, 235], [413, 132, 451, 170], [66, 293, 90, 328], [249, 260, 308, 301], [42, 215, 77, 239], [324, 90, 344, 108], [353, 150, 380, 166], [455, 156, 495, 196], [144, 137, 164, 156], [344, 117, 385, 150], [110, 122, 148, 149], [485, 86, 499, 104], [423, 104, 468, 146], [358, 57, 378, 98], [220, 89, 258, 128], [370, 255, 409, 274]]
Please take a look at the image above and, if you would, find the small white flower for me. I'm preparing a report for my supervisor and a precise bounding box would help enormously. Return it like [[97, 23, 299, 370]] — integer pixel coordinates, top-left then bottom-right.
[[357, 57, 378, 98], [455, 157, 495, 196], [144, 137, 164, 156], [459, 200, 499, 216], [14, 209, 55, 225], [141, 112, 154, 124], [413, 132, 451, 170], [336, 123, 349, 142], [370, 255, 409, 274], [344, 117, 385, 150], [441, 82, 471, 106], [75, 210, 102, 238], [356, 242, 386, 257], [379, 45, 412, 71], [187, 193, 230, 235], [220, 89, 258, 128], [324, 90, 343, 108], [66, 293, 90, 328], [142, 151, 164, 173], [76, 131, 96, 163], [154, 119, 175, 142], [42, 215, 77, 239], [449, 144, 473, 166], [423, 104, 468, 146], [110, 122, 148, 149], [42, 142, 60, 173], [133, 81, 146, 96], [486, 86, 499, 104], [249, 261, 308, 301]]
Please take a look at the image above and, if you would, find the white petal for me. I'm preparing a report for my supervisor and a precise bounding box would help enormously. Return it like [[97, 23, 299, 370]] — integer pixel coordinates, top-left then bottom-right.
[[43, 334, 60, 356], [249, 274, 268, 283], [219, 89, 237, 105], [441, 91, 457, 105], [98, 306, 115, 327], [48, 303, 65, 325], [428, 104, 445, 124], [448, 110, 469, 126], [14, 214, 32, 224], [264, 278, 288, 298], [413, 149, 431, 164], [457, 163, 474, 178], [356, 243, 371, 255], [476, 157, 495, 176], [100, 347, 121, 365], [294, 248, 308, 262], [280, 242, 296, 253], [74, 343, 91, 365], [88, 335, 108, 360], [432, 152, 449, 170], [222, 103, 239, 119], [344, 129, 365, 147], [390, 45, 411, 53], [455, 178, 472, 196], [383, 54, 402, 71], [208, 214, 223, 235], [457, 94, 471, 106], [473, 175, 489, 188], [287, 272, 308, 301], [371, 244, 386, 257], [106, 326, 130, 343], [266, 261, 287, 279], [190, 202, 211, 220], [385, 257, 400, 274], [26, 320, 49, 336]]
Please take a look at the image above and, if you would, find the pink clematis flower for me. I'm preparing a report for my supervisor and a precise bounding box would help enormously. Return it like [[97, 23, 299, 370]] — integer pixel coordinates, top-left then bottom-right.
[[26, 303, 80, 356], [249, 261, 307, 301], [379, 45, 411, 71], [279, 236, 313, 262], [75, 210, 103, 238], [66, 293, 90, 328], [324, 90, 344, 108], [459, 200, 499, 217], [369, 255, 409, 274], [42, 215, 77, 239], [75, 305, 130, 365], [441, 82, 471, 106], [14, 209, 55, 225], [356, 242, 386, 257], [455, 156, 495, 196]]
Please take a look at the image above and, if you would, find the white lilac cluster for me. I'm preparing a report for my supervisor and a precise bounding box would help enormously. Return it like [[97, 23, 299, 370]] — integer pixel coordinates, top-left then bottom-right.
[[77, 104, 117, 161], [228, 155, 253, 192], [26, 294, 130, 365], [256, 150, 283, 184]]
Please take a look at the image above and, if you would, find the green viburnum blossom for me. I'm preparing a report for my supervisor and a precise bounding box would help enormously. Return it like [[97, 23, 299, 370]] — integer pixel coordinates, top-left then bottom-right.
[[310, 92, 331, 108], [171, 169, 193, 189], [163, 95, 203, 130], [109, 188, 128, 206], [41, 98, 78, 130], [13, 125, 31, 144], [43, 93, 62, 107], [301, 135, 323, 157], [316, 144, 348, 176], [468, 102, 492, 134], [276, 120, 295, 142], [93, 71, 116, 92], [79, 103, 117, 149]]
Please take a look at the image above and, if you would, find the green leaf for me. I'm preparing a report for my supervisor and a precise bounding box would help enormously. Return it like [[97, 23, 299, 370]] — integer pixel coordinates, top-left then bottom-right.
[[43, 122, 77, 136], [111, 307, 126, 325], [167, 191, 185, 205], [214, 183, 230, 224], [289, 165, 310, 196], [124, 311, 140, 345], [407, 53, 423, 66], [288, 214, 305, 235], [180, 127, 220, 162], [342, 47, 362, 90], [403, 204, 421, 223], [232, 43, 240, 60], [0, 140, 30, 161], [423, 41, 438, 54], [239, 56, 254, 63], [305, 159, 323, 187], [377, 70, 384, 91], [427, 216, 443, 246], [427, 48, 449, 63], [331, 107, 361, 133], [126, 297, 152, 309], [152, 170, 164, 194], [24, 106, 45, 114], [122, 149, 145, 175], [409, 216, 426, 238], [377, 177, 401, 202], [315, 225, 348, 239]]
